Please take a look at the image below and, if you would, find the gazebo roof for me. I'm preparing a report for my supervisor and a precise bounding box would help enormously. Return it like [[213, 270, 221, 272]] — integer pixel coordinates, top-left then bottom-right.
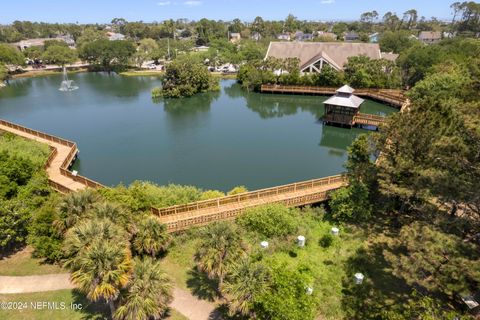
[[336, 85, 355, 94], [324, 85, 364, 109]]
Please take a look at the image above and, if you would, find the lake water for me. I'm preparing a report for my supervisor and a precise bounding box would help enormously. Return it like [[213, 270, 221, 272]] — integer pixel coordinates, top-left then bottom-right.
[[0, 73, 396, 191]]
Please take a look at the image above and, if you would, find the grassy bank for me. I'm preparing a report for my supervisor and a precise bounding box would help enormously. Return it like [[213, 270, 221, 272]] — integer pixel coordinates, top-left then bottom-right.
[[119, 70, 165, 77], [0, 247, 64, 276], [11, 68, 88, 79]]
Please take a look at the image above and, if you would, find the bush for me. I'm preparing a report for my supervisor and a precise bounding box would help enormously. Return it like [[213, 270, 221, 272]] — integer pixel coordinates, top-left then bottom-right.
[[237, 204, 298, 238], [319, 234, 334, 248], [329, 181, 372, 222]]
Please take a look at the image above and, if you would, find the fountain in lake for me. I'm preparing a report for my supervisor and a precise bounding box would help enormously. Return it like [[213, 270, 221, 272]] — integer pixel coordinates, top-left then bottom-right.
[[59, 66, 78, 91]]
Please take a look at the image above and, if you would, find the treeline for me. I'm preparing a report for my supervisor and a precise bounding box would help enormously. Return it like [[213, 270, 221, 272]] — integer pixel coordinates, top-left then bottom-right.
[[238, 56, 401, 90], [326, 36, 480, 318]]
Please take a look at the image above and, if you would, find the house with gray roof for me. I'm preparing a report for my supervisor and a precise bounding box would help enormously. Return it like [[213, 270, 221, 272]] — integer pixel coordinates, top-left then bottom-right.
[[418, 31, 442, 44]]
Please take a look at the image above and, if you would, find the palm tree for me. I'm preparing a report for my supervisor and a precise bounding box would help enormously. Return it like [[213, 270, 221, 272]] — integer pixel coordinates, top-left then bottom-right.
[[91, 201, 130, 225], [132, 216, 171, 257], [63, 219, 132, 316], [54, 188, 99, 234], [114, 257, 173, 320], [194, 222, 248, 290], [221, 259, 270, 318]]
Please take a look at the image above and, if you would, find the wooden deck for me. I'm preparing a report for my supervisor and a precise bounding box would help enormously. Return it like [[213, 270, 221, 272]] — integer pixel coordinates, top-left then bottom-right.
[[260, 84, 406, 108], [353, 113, 387, 127], [153, 175, 347, 232], [0, 119, 103, 193]]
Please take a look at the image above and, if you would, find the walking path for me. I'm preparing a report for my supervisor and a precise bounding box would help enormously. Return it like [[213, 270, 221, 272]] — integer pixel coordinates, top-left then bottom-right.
[[0, 274, 217, 320]]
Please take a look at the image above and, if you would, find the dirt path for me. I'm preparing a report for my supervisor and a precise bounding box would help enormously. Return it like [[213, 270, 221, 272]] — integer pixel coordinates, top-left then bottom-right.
[[0, 274, 218, 320]]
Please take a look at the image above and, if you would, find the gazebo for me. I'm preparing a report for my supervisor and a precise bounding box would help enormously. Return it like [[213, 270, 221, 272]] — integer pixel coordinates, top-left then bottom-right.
[[323, 85, 364, 127]]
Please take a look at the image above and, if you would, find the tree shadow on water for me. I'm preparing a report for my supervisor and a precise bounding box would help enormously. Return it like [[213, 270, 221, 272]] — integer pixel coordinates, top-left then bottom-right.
[[186, 267, 220, 302]]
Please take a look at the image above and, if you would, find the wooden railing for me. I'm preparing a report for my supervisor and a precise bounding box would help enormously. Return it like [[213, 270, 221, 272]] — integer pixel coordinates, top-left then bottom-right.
[[260, 84, 406, 107], [0, 119, 103, 192], [152, 174, 347, 217]]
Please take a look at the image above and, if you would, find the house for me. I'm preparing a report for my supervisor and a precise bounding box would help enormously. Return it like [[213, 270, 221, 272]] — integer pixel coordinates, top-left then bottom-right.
[[323, 85, 364, 126], [294, 31, 314, 41], [229, 32, 241, 43], [418, 31, 442, 44], [277, 33, 291, 41], [106, 32, 126, 41], [316, 31, 337, 41], [344, 31, 359, 42], [369, 32, 379, 43], [265, 42, 390, 74]]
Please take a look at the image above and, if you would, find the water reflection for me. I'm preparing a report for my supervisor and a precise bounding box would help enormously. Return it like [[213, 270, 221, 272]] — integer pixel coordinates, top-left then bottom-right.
[[319, 125, 361, 157], [160, 90, 220, 116], [80, 72, 159, 98]]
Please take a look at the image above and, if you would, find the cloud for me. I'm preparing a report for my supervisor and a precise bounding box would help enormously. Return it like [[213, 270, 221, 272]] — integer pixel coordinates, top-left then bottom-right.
[[183, 0, 202, 6], [157, 1, 171, 5], [321, 0, 335, 4]]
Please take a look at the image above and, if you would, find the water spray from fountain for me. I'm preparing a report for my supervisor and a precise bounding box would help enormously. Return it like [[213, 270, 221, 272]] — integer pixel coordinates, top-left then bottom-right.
[[59, 66, 79, 91]]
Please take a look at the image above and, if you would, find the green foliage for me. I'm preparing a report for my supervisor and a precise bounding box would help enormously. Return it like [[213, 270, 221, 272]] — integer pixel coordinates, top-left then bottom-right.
[[28, 201, 63, 262], [43, 39, 69, 49], [344, 56, 402, 88], [41, 45, 77, 66], [0, 43, 24, 65], [329, 181, 372, 222], [152, 56, 219, 98], [63, 218, 132, 316], [23, 46, 43, 60], [132, 216, 170, 257], [100, 181, 207, 212], [195, 222, 248, 287], [238, 204, 298, 238], [319, 234, 334, 248], [255, 263, 317, 320], [79, 39, 136, 71], [379, 31, 417, 54], [221, 259, 270, 317], [345, 134, 377, 192], [384, 222, 480, 297], [199, 189, 225, 200], [114, 257, 173, 320], [227, 185, 248, 195], [0, 201, 30, 250]]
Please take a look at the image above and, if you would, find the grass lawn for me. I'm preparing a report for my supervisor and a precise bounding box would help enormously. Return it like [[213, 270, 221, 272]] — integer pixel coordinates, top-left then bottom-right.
[[0, 247, 65, 276], [159, 207, 412, 319], [11, 69, 87, 79], [119, 70, 165, 77]]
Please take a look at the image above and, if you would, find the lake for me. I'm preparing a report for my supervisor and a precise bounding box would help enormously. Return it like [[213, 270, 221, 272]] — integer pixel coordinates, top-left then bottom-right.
[[0, 73, 396, 191]]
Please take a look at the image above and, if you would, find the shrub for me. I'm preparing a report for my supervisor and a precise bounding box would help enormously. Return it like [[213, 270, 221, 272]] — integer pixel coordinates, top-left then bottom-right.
[[237, 204, 298, 238], [319, 234, 334, 248], [329, 181, 372, 222], [228, 186, 248, 195]]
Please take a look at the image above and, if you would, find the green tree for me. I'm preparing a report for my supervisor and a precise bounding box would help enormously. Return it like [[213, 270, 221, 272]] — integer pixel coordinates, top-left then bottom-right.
[[132, 216, 170, 257], [114, 258, 172, 320], [41, 45, 77, 66], [195, 222, 248, 289], [79, 39, 136, 71], [329, 181, 372, 222], [134, 38, 158, 67], [0, 43, 24, 66], [255, 263, 316, 320], [384, 222, 480, 297], [345, 134, 376, 188], [23, 46, 43, 61], [54, 189, 99, 235], [379, 31, 416, 54], [237, 204, 298, 238], [63, 219, 133, 316], [221, 259, 270, 318], [152, 55, 219, 98]]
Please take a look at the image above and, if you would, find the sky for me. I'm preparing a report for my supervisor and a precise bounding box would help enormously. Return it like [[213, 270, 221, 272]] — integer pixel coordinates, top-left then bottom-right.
[[0, 0, 456, 24]]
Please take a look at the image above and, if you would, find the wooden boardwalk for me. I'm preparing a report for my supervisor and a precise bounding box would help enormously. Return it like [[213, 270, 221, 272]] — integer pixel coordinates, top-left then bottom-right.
[[0, 119, 103, 193], [153, 175, 347, 232], [0, 85, 408, 232], [260, 84, 405, 108]]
